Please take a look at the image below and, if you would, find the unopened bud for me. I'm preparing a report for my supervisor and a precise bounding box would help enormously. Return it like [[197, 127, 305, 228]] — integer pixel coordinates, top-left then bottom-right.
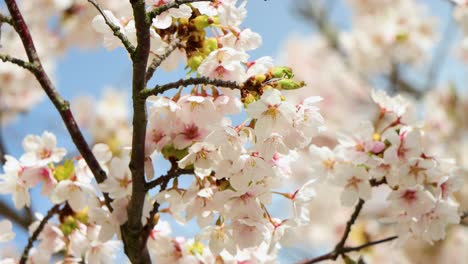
[[203, 38, 218, 54], [193, 15, 210, 31], [275, 79, 305, 90], [187, 54, 204, 72], [269, 66, 293, 79]]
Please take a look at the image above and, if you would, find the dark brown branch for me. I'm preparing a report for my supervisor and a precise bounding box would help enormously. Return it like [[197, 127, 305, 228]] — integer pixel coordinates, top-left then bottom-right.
[[462, 210, 468, 220], [299, 236, 398, 264], [334, 199, 365, 255], [140, 159, 182, 250], [145, 167, 193, 190], [87, 0, 136, 55], [4, 0, 112, 211], [299, 199, 366, 264], [147, 0, 213, 22], [123, 0, 152, 263], [19, 204, 61, 264], [145, 38, 182, 84], [369, 177, 387, 187], [0, 201, 33, 230], [141, 77, 243, 97]]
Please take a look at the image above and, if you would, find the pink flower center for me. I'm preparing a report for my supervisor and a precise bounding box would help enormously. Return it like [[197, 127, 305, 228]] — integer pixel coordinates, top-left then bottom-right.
[[401, 190, 417, 204], [182, 124, 200, 140]]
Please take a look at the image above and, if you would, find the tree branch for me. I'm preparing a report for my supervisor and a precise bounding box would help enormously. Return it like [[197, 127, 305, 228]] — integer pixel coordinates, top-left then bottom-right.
[[19, 204, 61, 264], [87, 0, 136, 55], [0, 13, 13, 25], [4, 0, 112, 211], [123, 0, 152, 262], [145, 166, 193, 191], [0, 200, 33, 230], [145, 38, 182, 84], [140, 159, 183, 250], [141, 77, 243, 97], [299, 236, 398, 264], [147, 0, 213, 22], [300, 209, 468, 263], [0, 53, 37, 72], [299, 199, 366, 264]]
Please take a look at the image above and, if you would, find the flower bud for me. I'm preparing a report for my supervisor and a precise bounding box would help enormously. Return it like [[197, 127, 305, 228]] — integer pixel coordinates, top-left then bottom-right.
[[268, 66, 293, 79], [161, 145, 189, 161], [75, 208, 89, 224], [187, 54, 204, 72], [203, 38, 218, 55], [60, 216, 79, 236], [243, 92, 256, 107], [193, 15, 217, 31], [275, 79, 305, 90], [252, 74, 266, 86]]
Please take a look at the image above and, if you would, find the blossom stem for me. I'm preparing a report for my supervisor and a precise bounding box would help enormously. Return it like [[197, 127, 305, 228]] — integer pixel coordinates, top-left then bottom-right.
[[19, 204, 61, 264], [4, 0, 112, 211], [145, 166, 193, 191], [87, 0, 136, 55], [146, 0, 213, 22], [145, 38, 182, 84], [141, 77, 244, 97], [0, 13, 13, 25], [0, 54, 37, 72]]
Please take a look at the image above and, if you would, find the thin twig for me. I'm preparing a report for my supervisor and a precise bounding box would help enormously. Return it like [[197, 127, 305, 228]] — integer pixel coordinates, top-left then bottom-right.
[[4, 0, 112, 211], [87, 0, 136, 54], [299, 236, 398, 264], [0, 13, 13, 25], [147, 0, 213, 22], [0, 53, 37, 72], [334, 199, 366, 255], [140, 159, 181, 251], [145, 38, 182, 84], [300, 209, 468, 263], [145, 167, 193, 190], [19, 204, 61, 264], [299, 199, 366, 264], [141, 77, 243, 97], [0, 201, 34, 230], [461, 210, 468, 220]]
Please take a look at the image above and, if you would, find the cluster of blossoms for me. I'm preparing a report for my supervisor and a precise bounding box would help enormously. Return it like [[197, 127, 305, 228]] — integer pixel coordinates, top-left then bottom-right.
[[309, 90, 462, 243], [0, 0, 130, 124], [341, 0, 438, 75], [276, 1, 468, 262]]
